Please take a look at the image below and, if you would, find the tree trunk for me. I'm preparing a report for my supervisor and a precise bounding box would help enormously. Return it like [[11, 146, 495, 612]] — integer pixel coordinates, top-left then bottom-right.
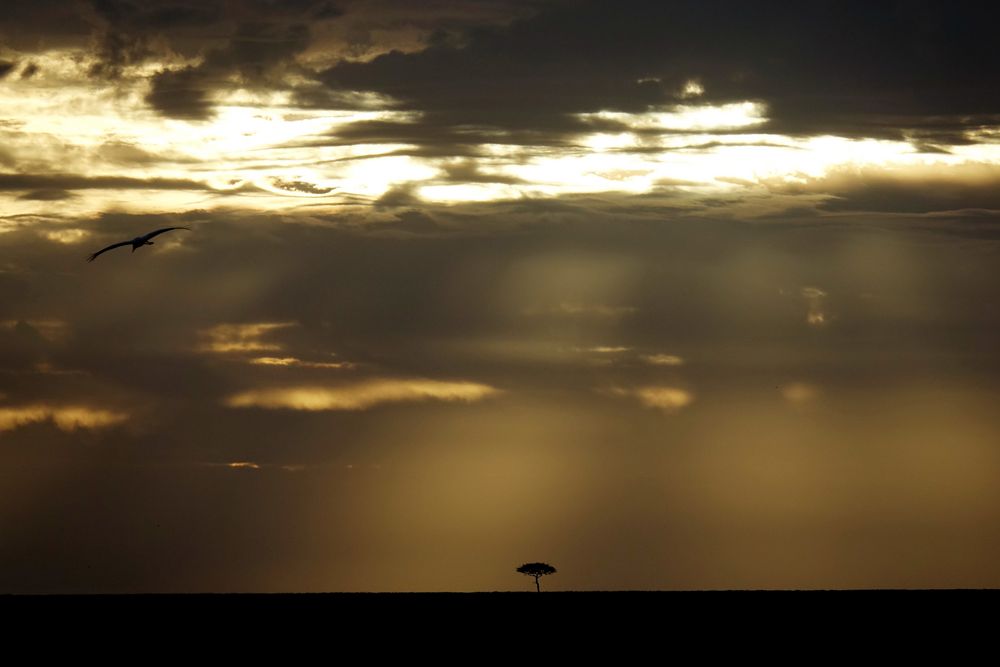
[[534, 575, 540, 593]]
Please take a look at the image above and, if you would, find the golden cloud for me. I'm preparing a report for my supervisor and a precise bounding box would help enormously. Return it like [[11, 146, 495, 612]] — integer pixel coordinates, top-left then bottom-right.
[[640, 353, 684, 366], [603, 385, 694, 413], [580, 101, 766, 132], [0, 404, 128, 432], [249, 356, 354, 370], [198, 322, 296, 354], [43, 229, 88, 244], [225, 378, 501, 411], [199, 461, 306, 472]]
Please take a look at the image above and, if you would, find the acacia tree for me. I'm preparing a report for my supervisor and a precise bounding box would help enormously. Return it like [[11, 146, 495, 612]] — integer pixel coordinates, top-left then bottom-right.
[[516, 562, 557, 592]]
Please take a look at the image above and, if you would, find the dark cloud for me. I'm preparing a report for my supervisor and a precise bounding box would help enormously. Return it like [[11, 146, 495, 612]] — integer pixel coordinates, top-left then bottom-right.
[[313, 2, 343, 20], [0, 173, 209, 193], [763, 165, 1000, 215], [0, 321, 49, 371], [0, 1, 330, 83], [317, 1, 1000, 149], [0, 61, 16, 79], [3, 1, 547, 120], [146, 22, 311, 119], [145, 65, 213, 119], [307, 115, 585, 161], [19, 62, 39, 79], [83, 1, 224, 78], [438, 160, 524, 185], [88, 29, 153, 78], [373, 182, 421, 208], [140, 3, 224, 28], [96, 141, 182, 167], [18, 189, 74, 201], [0, 2, 93, 51], [269, 177, 334, 194]]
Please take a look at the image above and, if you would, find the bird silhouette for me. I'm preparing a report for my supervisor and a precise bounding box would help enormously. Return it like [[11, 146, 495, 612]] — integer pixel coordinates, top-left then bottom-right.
[[86, 227, 190, 262]]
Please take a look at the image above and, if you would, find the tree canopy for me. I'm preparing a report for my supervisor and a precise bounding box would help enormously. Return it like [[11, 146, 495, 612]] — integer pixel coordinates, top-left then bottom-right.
[[517, 562, 557, 577], [516, 562, 557, 591]]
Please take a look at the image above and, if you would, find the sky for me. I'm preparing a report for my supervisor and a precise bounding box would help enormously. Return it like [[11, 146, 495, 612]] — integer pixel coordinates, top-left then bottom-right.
[[2, 0, 1000, 592]]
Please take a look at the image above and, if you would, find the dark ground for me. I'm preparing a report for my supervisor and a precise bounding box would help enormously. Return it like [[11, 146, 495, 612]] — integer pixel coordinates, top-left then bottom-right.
[[2, 591, 992, 650], [3, 589, 992, 615]]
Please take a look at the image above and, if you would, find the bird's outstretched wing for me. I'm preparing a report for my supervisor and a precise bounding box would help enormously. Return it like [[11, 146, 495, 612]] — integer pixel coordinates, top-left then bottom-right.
[[142, 226, 191, 241], [86, 240, 132, 262]]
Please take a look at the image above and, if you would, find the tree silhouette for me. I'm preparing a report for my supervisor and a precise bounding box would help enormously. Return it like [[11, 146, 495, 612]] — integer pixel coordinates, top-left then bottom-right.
[[516, 562, 557, 592]]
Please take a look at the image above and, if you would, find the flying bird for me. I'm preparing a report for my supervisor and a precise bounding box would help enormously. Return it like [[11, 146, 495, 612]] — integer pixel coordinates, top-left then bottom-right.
[[86, 227, 190, 262]]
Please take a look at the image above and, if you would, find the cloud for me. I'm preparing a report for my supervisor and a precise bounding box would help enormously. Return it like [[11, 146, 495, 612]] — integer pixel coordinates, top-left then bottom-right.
[[603, 385, 694, 413], [225, 378, 501, 411], [249, 356, 353, 370], [4, 1, 999, 149], [198, 322, 296, 354], [194, 459, 311, 472], [144, 65, 213, 120], [308, 0, 1000, 161], [765, 163, 1000, 215], [640, 353, 684, 366], [801, 287, 828, 327], [437, 159, 525, 185], [0, 173, 210, 193], [87, 25, 154, 79], [226, 461, 260, 470], [0, 404, 127, 432], [374, 182, 423, 208], [146, 22, 312, 119], [200, 460, 310, 472], [525, 302, 637, 319], [43, 228, 89, 244], [20, 189, 75, 201], [579, 102, 767, 133], [268, 177, 335, 195]]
